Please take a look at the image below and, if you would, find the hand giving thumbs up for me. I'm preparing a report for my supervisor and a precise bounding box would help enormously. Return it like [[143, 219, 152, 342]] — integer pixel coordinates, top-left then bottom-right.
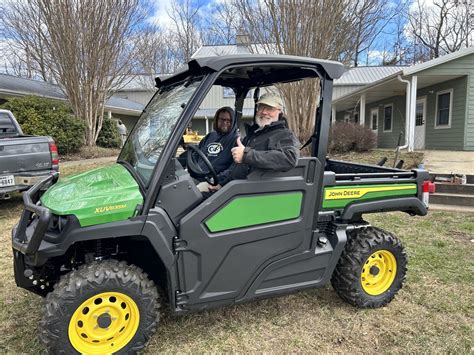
[[231, 136, 245, 163]]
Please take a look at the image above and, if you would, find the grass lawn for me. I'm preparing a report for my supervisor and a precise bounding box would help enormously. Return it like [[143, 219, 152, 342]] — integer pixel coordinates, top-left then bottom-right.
[[59, 159, 115, 177], [59, 145, 120, 162], [0, 161, 472, 353]]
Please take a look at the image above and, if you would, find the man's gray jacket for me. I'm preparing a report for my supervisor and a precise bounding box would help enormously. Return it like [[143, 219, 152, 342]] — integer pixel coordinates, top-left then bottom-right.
[[220, 120, 300, 185]]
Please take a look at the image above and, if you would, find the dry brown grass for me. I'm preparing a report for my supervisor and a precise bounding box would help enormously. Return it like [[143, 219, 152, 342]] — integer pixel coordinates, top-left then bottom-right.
[[0, 161, 472, 353], [144, 212, 473, 353], [59, 145, 119, 162], [59, 159, 115, 177]]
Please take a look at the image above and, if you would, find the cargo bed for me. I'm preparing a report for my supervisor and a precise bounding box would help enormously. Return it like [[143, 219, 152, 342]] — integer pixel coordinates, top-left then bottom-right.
[[322, 159, 430, 221]]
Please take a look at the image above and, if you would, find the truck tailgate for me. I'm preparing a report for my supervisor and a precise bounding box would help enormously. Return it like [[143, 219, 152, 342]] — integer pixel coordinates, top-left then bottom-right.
[[0, 137, 52, 174]]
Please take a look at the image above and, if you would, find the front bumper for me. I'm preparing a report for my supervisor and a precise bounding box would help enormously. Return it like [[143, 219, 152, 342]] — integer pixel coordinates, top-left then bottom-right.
[[12, 173, 60, 296], [12, 173, 59, 255]]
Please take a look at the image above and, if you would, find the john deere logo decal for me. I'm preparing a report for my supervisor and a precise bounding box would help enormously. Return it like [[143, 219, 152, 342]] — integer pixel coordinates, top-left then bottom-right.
[[322, 184, 417, 209], [326, 189, 363, 199], [207, 143, 223, 155], [325, 185, 415, 200], [95, 204, 127, 214]]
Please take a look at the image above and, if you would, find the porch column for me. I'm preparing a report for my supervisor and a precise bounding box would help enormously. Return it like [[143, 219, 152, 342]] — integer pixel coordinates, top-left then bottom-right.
[[408, 75, 418, 152], [107, 111, 112, 119], [331, 106, 336, 125], [360, 93, 366, 126], [205, 116, 209, 134]]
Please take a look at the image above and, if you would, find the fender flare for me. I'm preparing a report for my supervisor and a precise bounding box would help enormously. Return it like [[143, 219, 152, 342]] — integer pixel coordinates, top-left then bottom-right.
[[341, 197, 427, 221], [34, 208, 177, 270]]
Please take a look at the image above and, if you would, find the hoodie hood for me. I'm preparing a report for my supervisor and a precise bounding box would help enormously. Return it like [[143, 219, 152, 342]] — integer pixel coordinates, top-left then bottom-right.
[[193, 107, 239, 180], [212, 106, 238, 136]]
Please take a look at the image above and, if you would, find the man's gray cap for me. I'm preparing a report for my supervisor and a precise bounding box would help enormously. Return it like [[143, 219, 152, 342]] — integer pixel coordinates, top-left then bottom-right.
[[257, 93, 283, 109]]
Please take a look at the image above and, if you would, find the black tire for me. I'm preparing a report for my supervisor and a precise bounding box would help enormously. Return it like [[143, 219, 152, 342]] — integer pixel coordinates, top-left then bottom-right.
[[39, 260, 160, 354], [331, 227, 407, 308]]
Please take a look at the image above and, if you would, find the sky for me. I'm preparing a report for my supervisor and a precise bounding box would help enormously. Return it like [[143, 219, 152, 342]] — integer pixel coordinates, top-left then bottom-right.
[[146, 0, 217, 29], [142, 0, 394, 64], [0, 0, 471, 74], [142, 0, 414, 65], [0, 1, 394, 74], [147, 0, 175, 28]]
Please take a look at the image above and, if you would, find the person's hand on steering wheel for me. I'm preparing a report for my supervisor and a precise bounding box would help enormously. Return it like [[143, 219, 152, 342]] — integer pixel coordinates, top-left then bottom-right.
[[186, 145, 219, 186]]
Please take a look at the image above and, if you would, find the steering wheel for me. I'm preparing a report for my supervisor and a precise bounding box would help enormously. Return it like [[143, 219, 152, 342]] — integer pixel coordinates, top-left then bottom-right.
[[186, 145, 219, 186]]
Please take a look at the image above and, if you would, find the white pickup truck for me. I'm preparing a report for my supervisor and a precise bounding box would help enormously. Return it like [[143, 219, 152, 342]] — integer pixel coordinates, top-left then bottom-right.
[[0, 109, 59, 199]]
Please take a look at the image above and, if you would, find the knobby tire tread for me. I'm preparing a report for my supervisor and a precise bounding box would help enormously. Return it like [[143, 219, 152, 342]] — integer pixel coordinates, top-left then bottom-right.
[[39, 259, 160, 354], [331, 227, 407, 308]]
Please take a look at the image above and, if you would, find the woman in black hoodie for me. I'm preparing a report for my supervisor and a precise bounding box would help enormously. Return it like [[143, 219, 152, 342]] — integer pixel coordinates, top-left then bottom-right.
[[191, 106, 238, 188]]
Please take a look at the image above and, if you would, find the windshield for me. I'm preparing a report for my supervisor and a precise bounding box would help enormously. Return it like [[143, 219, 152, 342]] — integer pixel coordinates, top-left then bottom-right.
[[119, 79, 202, 185]]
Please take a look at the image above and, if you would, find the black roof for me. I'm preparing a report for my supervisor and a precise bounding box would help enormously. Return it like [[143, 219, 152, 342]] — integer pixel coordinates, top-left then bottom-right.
[[155, 54, 346, 88]]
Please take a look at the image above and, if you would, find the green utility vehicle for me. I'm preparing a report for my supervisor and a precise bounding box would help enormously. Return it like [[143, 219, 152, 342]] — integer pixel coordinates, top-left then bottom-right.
[[12, 55, 434, 354]]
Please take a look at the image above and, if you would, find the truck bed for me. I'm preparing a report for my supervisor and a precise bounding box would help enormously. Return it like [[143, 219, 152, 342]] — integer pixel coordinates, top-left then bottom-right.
[[325, 159, 413, 178], [0, 110, 58, 195], [322, 159, 430, 221]]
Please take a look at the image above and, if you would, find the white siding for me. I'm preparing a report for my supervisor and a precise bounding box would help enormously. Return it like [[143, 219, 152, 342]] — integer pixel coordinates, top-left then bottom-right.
[[114, 91, 155, 106], [200, 86, 256, 111]]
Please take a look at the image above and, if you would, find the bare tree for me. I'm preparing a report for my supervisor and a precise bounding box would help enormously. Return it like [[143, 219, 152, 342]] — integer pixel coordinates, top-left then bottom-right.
[[134, 0, 239, 80], [407, 0, 472, 60], [234, 0, 358, 145], [349, 0, 406, 66], [168, 0, 203, 63], [133, 0, 215, 88], [377, 14, 413, 66], [2, 0, 145, 145], [1, 1, 53, 81], [132, 24, 181, 88], [134, 0, 239, 82], [202, 1, 241, 45]]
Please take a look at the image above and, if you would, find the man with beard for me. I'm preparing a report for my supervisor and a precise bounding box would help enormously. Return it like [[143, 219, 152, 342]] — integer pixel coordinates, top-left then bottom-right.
[[208, 93, 300, 192]]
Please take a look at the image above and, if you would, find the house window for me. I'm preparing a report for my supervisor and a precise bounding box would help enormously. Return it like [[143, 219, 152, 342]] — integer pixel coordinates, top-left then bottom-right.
[[415, 102, 424, 126], [344, 113, 350, 123], [435, 89, 452, 128], [370, 108, 378, 131], [354, 113, 359, 124], [383, 104, 393, 132]]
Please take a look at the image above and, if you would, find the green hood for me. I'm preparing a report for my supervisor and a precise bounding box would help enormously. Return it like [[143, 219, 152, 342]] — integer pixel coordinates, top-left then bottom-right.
[[41, 164, 143, 227]]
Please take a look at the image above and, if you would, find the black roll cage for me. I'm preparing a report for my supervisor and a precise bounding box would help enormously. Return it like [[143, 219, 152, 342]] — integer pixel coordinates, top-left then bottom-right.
[[141, 58, 342, 215]]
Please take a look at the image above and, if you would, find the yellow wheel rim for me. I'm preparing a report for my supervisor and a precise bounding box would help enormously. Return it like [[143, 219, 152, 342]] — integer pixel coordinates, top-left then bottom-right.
[[68, 292, 140, 354], [361, 250, 397, 296]]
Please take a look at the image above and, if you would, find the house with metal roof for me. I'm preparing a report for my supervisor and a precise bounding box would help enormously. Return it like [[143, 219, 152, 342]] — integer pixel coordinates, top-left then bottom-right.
[[113, 41, 403, 135], [111, 74, 157, 106], [333, 47, 474, 151], [56, 41, 472, 151], [0, 73, 144, 132], [332, 66, 404, 100]]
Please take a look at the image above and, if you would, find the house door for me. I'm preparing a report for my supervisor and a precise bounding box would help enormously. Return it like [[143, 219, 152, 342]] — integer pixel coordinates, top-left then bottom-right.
[[415, 98, 426, 150]]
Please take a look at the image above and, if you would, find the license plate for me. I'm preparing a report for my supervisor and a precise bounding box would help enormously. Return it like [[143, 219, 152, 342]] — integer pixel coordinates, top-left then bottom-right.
[[0, 175, 15, 187]]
